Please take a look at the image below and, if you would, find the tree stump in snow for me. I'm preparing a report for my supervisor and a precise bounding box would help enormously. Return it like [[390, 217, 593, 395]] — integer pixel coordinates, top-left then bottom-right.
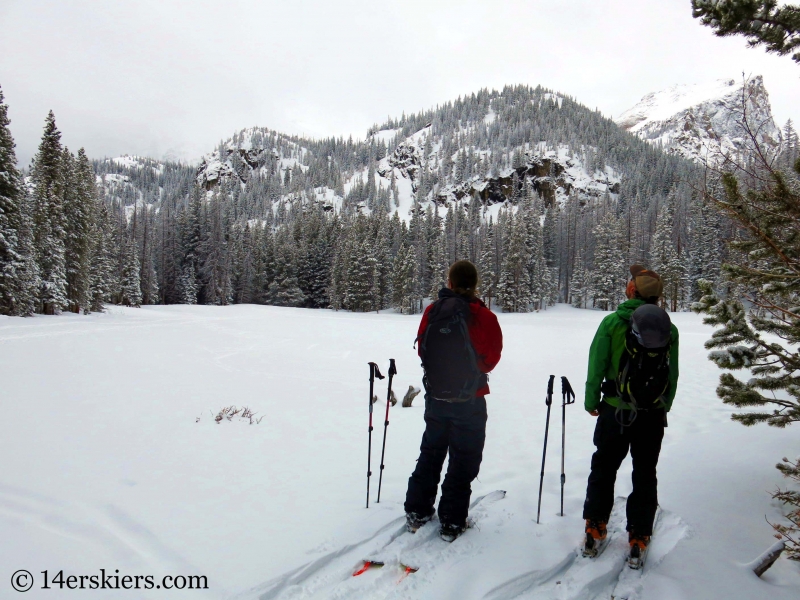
[[747, 541, 785, 577], [402, 386, 421, 407]]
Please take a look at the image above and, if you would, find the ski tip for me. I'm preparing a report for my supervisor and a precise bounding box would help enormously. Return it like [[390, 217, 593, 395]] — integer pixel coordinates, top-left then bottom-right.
[[396, 564, 419, 584], [399, 563, 419, 574], [352, 560, 384, 577]]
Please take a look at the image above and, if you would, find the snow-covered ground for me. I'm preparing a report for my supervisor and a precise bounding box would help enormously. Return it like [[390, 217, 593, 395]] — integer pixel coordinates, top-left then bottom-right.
[[1, 304, 798, 599]]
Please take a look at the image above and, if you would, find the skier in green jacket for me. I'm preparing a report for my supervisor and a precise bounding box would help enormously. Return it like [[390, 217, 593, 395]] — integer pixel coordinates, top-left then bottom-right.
[[582, 265, 679, 564]]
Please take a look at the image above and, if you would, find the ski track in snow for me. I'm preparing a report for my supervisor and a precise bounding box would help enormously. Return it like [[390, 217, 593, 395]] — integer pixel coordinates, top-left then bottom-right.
[[241, 492, 507, 600], [0, 482, 201, 577], [483, 499, 687, 600], [238, 494, 687, 600]]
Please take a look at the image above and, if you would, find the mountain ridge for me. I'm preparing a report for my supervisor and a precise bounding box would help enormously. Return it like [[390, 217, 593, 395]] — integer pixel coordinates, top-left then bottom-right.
[[615, 75, 781, 164]]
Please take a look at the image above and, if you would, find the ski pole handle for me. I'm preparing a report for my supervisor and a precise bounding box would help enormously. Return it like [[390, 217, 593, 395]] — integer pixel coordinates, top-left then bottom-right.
[[545, 375, 555, 406]]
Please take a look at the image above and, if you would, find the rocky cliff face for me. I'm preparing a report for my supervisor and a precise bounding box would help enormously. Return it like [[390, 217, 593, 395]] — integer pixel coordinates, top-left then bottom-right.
[[616, 76, 780, 164], [376, 126, 620, 209]]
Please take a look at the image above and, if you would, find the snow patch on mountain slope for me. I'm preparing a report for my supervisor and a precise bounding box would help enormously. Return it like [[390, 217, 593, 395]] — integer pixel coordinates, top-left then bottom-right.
[[377, 123, 619, 214], [109, 155, 164, 174]]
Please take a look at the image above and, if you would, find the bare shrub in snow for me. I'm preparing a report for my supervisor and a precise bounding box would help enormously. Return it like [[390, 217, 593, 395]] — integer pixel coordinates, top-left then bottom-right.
[[196, 406, 263, 424], [771, 457, 800, 561]]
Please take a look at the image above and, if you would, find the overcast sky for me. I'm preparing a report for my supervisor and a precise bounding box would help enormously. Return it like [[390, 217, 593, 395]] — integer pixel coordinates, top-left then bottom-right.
[[1, 0, 798, 166]]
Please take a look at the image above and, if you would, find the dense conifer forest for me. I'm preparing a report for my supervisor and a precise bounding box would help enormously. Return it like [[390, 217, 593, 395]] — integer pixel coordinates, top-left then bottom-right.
[[2, 83, 796, 317]]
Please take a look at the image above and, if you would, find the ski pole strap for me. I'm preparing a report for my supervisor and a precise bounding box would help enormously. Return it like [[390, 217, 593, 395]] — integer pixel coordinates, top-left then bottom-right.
[[369, 362, 385, 381], [561, 376, 575, 405]]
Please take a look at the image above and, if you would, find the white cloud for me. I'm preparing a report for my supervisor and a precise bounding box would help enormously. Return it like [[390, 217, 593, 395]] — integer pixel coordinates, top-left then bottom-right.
[[1, 0, 798, 166]]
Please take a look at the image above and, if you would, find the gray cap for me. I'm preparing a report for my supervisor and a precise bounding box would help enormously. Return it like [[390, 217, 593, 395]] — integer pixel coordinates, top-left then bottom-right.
[[630, 304, 672, 348]]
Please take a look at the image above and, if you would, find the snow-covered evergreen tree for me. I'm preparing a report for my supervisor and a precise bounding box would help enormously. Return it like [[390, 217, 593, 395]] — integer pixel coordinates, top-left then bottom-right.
[[392, 242, 415, 314], [89, 200, 114, 312], [497, 212, 531, 312], [119, 240, 142, 307], [63, 148, 95, 313], [0, 86, 37, 316], [650, 197, 685, 311], [178, 263, 199, 305], [591, 212, 622, 310], [30, 112, 69, 314], [570, 254, 590, 308], [478, 218, 498, 308]]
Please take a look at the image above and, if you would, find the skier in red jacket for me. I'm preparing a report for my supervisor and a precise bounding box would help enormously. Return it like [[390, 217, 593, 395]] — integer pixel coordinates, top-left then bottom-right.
[[404, 260, 503, 542]]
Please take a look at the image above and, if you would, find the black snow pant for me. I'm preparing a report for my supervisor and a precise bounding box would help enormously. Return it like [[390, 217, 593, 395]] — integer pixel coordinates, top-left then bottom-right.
[[404, 395, 487, 528], [583, 401, 665, 536]]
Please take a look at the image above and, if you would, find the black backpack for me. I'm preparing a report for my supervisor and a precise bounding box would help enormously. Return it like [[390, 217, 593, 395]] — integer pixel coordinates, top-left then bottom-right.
[[612, 304, 672, 410], [416, 295, 483, 401]]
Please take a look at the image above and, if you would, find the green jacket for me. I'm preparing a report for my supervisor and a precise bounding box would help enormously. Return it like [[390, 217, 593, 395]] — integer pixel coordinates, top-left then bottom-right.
[[585, 299, 679, 413]]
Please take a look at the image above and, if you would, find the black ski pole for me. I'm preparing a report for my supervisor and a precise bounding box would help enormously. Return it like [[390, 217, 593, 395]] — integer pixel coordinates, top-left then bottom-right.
[[560, 376, 576, 517], [366, 362, 384, 508], [376, 358, 397, 504], [536, 375, 555, 524]]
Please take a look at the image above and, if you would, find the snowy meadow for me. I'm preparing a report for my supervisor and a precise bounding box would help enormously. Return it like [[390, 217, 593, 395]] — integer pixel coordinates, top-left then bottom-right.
[[1, 304, 799, 599]]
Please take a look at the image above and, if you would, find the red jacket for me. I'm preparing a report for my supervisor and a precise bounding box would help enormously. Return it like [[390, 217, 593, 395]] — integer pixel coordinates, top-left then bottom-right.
[[417, 291, 503, 396]]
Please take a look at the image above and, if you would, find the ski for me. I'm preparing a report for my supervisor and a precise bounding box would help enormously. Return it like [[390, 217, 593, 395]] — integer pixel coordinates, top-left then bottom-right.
[[627, 507, 661, 571], [582, 531, 611, 558], [351, 560, 384, 577], [397, 564, 419, 583], [397, 489, 507, 572], [610, 507, 662, 599], [626, 544, 648, 571]]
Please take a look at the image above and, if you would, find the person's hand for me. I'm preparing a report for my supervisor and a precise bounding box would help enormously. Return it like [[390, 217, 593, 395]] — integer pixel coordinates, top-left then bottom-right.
[[589, 409, 599, 417]]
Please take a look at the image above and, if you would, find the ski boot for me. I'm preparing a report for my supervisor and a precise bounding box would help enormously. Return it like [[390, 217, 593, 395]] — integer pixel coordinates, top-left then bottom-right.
[[439, 522, 467, 543], [627, 532, 651, 570], [405, 512, 432, 533], [582, 519, 608, 557]]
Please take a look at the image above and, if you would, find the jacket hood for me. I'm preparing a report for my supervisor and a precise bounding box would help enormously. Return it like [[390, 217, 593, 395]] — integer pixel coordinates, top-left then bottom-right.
[[614, 298, 645, 321], [437, 287, 486, 307]]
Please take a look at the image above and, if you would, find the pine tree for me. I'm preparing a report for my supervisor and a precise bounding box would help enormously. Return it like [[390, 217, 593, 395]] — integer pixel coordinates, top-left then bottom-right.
[[64, 148, 95, 313], [345, 237, 375, 312], [783, 119, 799, 170], [31, 111, 68, 314], [692, 1, 800, 63], [650, 197, 685, 311], [13, 195, 39, 316], [267, 276, 305, 307], [178, 263, 199, 304], [591, 212, 622, 311], [373, 221, 392, 310], [119, 240, 142, 307], [89, 201, 114, 312], [200, 197, 231, 305], [478, 219, 498, 308], [691, 7, 800, 560], [570, 254, 590, 308], [497, 212, 531, 312], [392, 242, 415, 314], [0, 85, 37, 315]]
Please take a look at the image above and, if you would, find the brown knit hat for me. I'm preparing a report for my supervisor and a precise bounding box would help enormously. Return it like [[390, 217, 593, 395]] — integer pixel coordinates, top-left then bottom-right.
[[629, 264, 663, 299]]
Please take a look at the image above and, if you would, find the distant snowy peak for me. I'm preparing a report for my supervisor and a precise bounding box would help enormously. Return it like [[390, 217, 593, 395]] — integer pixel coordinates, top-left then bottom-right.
[[615, 76, 780, 164]]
